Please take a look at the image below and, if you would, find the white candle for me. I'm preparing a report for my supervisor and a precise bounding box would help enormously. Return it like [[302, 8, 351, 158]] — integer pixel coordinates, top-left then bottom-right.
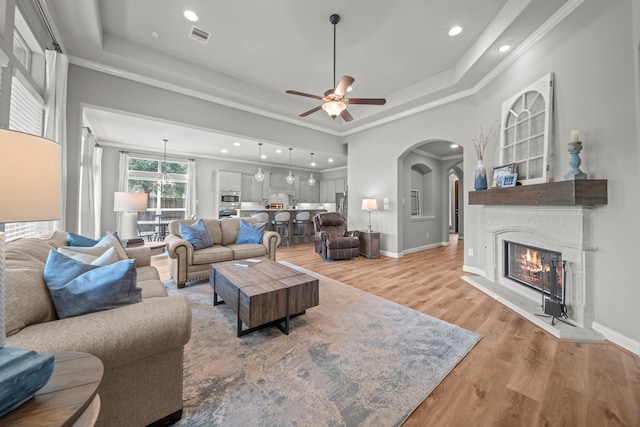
[[570, 129, 580, 142]]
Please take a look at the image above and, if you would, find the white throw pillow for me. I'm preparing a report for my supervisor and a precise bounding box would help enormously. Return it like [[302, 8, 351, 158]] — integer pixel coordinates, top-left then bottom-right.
[[59, 234, 129, 261], [57, 246, 120, 266]]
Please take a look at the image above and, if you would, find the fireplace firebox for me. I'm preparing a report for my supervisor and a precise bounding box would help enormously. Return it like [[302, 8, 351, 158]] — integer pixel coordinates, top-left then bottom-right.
[[504, 241, 562, 296]]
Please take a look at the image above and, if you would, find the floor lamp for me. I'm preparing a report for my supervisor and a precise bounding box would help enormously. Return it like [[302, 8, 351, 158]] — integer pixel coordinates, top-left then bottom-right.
[[0, 129, 61, 416], [361, 199, 378, 232], [114, 192, 148, 241]]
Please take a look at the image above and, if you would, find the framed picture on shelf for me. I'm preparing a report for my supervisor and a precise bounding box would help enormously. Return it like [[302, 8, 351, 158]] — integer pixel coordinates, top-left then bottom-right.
[[491, 163, 516, 188], [501, 173, 518, 188]]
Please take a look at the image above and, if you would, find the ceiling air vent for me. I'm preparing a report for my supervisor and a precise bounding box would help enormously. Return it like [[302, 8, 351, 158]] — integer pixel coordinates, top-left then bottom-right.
[[189, 25, 211, 44]]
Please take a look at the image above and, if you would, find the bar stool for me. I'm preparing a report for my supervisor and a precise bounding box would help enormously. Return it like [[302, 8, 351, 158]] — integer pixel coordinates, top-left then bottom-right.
[[272, 211, 290, 246], [293, 211, 311, 243], [250, 212, 269, 223]]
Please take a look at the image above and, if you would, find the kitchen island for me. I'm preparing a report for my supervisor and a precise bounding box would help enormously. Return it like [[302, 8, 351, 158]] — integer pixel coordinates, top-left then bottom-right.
[[237, 208, 327, 245]]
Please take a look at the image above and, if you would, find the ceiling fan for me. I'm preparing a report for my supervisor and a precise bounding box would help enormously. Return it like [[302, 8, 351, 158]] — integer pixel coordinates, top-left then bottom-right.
[[286, 14, 386, 122]]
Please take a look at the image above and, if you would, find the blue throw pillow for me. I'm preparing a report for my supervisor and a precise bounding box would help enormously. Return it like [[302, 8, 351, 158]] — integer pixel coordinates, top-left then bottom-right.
[[179, 219, 214, 250], [236, 219, 267, 244], [67, 232, 100, 247], [43, 250, 141, 319], [67, 231, 123, 248]]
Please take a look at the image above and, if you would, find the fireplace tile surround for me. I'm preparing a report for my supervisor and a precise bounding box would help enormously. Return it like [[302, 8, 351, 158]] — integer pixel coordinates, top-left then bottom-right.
[[464, 205, 604, 341]]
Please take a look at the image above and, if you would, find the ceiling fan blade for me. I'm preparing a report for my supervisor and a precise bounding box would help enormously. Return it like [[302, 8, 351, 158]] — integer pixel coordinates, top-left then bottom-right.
[[346, 98, 387, 105], [334, 75, 355, 97], [299, 105, 323, 117], [340, 109, 353, 122], [286, 90, 324, 100]]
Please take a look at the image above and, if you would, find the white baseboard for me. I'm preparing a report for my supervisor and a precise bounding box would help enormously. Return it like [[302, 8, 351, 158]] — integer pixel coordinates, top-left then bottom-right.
[[592, 322, 640, 356], [463, 265, 485, 276], [403, 242, 446, 255], [380, 250, 401, 258]]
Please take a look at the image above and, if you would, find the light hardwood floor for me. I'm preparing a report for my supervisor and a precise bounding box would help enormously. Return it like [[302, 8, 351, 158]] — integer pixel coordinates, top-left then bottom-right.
[[152, 235, 640, 426]]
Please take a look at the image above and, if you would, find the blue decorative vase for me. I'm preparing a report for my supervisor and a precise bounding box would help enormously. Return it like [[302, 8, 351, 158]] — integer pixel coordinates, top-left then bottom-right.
[[474, 159, 488, 190]]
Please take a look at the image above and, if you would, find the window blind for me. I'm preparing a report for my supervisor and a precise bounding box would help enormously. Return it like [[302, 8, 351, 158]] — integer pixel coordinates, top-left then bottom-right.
[[9, 76, 43, 135]]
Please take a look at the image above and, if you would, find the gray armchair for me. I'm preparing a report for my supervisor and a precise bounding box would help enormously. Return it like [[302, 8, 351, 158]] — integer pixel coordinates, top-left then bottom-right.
[[313, 212, 359, 260]]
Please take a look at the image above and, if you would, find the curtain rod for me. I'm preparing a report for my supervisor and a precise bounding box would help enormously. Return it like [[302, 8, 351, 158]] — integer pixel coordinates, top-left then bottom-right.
[[34, 0, 62, 53]]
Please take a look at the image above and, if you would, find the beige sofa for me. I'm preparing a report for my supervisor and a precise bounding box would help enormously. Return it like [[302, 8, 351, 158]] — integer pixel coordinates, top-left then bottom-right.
[[4, 231, 192, 427], [165, 217, 280, 288]]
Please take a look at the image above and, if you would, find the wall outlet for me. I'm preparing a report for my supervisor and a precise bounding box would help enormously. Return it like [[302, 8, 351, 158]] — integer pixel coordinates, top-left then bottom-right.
[[468, 249, 474, 256]]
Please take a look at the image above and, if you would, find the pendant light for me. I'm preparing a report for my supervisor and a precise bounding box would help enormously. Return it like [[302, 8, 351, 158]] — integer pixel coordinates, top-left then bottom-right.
[[286, 147, 295, 184], [157, 139, 174, 190], [254, 143, 265, 182], [308, 152, 316, 186]]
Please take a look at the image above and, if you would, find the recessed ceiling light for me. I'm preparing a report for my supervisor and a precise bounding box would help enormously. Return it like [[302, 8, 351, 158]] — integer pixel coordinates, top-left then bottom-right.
[[233, 142, 240, 146], [328, 158, 334, 163], [184, 10, 198, 22], [151, 32, 159, 39], [261, 154, 266, 159], [448, 26, 462, 36], [450, 144, 459, 148], [498, 43, 512, 53], [311, 161, 316, 167], [221, 149, 228, 153], [276, 149, 282, 154]]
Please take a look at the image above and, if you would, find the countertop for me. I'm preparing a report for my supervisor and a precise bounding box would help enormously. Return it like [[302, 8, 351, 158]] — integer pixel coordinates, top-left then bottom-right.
[[237, 208, 328, 212]]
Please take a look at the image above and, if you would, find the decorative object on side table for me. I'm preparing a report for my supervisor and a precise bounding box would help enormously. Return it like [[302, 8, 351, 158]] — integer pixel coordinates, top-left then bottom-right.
[[0, 129, 59, 416], [471, 121, 499, 190], [113, 191, 148, 240], [361, 199, 378, 232], [564, 129, 587, 180]]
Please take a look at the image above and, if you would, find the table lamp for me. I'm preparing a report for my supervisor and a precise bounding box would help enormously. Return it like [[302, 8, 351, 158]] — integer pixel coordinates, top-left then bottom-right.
[[0, 129, 60, 416], [114, 192, 148, 240], [361, 199, 378, 232]]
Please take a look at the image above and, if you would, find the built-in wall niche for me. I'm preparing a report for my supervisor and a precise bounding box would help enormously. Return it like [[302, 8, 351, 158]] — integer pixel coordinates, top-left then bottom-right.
[[410, 164, 434, 217]]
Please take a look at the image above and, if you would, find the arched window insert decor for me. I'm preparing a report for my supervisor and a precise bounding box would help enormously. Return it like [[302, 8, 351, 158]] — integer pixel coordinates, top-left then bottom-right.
[[500, 73, 554, 185]]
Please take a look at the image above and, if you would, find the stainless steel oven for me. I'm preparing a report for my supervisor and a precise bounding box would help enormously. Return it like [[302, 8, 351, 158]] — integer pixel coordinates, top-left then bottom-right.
[[220, 192, 240, 204]]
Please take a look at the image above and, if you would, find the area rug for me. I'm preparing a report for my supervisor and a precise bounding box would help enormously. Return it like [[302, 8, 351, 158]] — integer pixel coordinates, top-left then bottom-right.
[[165, 262, 481, 426]]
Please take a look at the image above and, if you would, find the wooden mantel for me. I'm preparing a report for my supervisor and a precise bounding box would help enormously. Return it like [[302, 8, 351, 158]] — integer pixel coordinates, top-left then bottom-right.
[[468, 179, 607, 206]]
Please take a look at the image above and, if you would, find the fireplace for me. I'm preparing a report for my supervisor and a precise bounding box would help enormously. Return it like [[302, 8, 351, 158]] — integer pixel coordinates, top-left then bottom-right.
[[465, 206, 599, 336], [504, 241, 562, 296]]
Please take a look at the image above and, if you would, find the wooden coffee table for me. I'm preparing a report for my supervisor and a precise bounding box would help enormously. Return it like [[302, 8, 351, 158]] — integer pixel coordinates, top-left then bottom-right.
[[209, 259, 319, 336]]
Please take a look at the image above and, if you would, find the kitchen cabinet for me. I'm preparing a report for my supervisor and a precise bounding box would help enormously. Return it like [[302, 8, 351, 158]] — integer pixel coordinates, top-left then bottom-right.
[[241, 175, 253, 201], [299, 179, 320, 203], [241, 173, 269, 202], [219, 171, 241, 191], [319, 179, 345, 202], [335, 178, 346, 194]]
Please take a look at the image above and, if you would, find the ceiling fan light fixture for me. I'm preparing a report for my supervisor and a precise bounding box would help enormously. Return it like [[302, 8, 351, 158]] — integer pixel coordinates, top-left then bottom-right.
[[322, 101, 346, 118]]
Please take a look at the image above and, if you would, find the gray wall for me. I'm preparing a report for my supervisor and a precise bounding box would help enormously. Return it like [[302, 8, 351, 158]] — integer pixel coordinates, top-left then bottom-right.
[[346, 0, 640, 347], [62, 0, 639, 349], [66, 65, 343, 233]]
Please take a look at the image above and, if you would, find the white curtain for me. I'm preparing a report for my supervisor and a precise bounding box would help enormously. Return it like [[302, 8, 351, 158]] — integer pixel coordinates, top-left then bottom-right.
[[117, 152, 130, 236], [44, 49, 69, 231], [78, 129, 103, 238], [186, 159, 197, 218]]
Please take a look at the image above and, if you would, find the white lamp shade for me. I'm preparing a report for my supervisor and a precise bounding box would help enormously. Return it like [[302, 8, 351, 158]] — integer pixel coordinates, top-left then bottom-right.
[[361, 199, 378, 211], [114, 192, 148, 212], [0, 130, 62, 222]]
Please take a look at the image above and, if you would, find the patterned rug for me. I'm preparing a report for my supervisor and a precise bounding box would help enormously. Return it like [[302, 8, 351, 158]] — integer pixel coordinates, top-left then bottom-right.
[[166, 262, 481, 426]]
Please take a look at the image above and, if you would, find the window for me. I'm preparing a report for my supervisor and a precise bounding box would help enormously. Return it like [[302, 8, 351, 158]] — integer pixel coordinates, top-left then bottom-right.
[[410, 189, 421, 216], [127, 157, 189, 221], [500, 73, 554, 185], [13, 29, 31, 72]]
